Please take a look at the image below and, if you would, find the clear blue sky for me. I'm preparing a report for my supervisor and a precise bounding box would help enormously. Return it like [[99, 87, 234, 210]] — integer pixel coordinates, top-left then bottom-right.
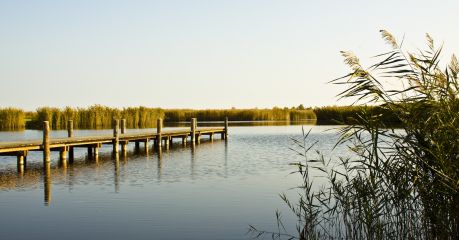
[[1, 0, 458, 110]]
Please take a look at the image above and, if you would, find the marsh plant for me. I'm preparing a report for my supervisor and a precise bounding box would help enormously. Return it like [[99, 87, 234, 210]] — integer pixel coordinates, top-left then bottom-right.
[[0, 108, 25, 130], [0, 106, 316, 130], [250, 30, 459, 239]]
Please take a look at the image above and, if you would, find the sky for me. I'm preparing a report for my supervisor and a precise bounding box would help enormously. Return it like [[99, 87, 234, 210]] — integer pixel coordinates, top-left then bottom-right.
[[1, 0, 458, 110]]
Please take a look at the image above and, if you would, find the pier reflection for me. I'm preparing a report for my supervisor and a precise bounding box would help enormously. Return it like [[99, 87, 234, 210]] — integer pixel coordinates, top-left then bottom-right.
[[157, 147, 162, 180], [43, 162, 52, 206], [113, 153, 120, 193], [0, 138, 225, 205], [191, 143, 196, 178]]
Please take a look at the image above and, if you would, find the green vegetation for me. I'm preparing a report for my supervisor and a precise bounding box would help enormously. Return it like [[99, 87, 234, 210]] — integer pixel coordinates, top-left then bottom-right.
[[314, 105, 400, 125], [0, 106, 316, 130], [26, 105, 165, 130], [250, 31, 459, 239], [165, 108, 315, 122], [0, 104, 407, 130], [0, 108, 25, 130]]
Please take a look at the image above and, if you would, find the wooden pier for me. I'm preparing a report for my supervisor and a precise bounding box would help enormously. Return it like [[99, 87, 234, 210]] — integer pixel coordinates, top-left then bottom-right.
[[0, 117, 229, 172]]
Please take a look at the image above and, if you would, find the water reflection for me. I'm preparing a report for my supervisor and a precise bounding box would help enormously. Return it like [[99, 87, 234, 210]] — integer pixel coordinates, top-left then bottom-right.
[[0, 126, 347, 240], [190, 143, 196, 179], [43, 162, 52, 206], [0, 138, 223, 205], [114, 153, 120, 193]]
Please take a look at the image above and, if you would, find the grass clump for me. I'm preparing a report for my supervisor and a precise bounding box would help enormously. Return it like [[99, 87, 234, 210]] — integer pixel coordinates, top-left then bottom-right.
[[250, 30, 459, 239]]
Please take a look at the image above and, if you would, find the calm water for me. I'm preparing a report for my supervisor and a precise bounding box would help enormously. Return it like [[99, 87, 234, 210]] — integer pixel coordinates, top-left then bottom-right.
[[0, 125, 348, 240]]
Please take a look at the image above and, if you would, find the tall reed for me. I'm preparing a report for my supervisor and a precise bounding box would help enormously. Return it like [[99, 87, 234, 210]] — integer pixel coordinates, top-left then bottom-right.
[[164, 108, 316, 122], [6, 106, 316, 130], [0, 108, 25, 130], [28, 105, 165, 130], [250, 31, 459, 239], [314, 105, 400, 125]]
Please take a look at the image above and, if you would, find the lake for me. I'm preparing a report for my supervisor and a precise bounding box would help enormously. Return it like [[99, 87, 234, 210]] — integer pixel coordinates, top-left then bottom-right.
[[0, 124, 348, 240]]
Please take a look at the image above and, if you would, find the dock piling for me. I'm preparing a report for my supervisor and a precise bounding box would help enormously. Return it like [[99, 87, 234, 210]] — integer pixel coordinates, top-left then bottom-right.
[[59, 147, 68, 161], [68, 120, 74, 138], [94, 144, 100, 158], [156, 118, 163, 149], [224, 117, 228, 140], [121, 141, 128, 154], [121, 119, 126, 134], [191, 118, 197, 144], [113, 119, 120, 154], [68, 120, 74, 162], [43, 121, 50, 163]]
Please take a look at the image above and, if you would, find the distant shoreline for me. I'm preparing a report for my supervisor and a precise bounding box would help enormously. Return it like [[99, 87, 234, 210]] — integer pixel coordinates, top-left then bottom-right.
[[0, 105, 400, 131]]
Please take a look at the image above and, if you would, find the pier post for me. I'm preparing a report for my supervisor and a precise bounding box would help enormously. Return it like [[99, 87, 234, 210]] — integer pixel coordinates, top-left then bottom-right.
[[144, 139, 149, 154], [113, 119, 120, 154], [164, 137, 170, 150], [94, 144, 100, 159], [68, 120, 74, 162], [67, 120, 74, 137], [43, 121, 50, 163], [121, 141, 128, 155], [135, 142, 140, 153], [182, 136, 187, 146], [17, 155, 25, 165], [224, 117, 228, 140], [59, 146, 68, 166], [60, 150, 67, 160], [191, 118, 197, 145], [88, 147, 93, 159], [209, 133, 214, 142], [121, 119, 126, 134], [17, 155, 24, 170], [156, 118, 162, 149], [17, 150, 27, 174]]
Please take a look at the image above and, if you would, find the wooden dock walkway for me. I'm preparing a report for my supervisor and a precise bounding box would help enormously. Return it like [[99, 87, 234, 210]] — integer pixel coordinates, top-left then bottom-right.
[[0, 117, 228, 172]]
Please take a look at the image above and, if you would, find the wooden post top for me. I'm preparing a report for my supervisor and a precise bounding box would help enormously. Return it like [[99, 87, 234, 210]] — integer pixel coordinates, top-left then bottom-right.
[[113, 119, 120, 137], [120, 119, 126, 134], [67, 120, 74, 138], [191, 118, 197, 131], [157, 118, 163, 134]]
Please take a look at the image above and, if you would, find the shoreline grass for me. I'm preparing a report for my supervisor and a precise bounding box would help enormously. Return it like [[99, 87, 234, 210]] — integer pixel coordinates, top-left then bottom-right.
[[0, 106, 317, 130]]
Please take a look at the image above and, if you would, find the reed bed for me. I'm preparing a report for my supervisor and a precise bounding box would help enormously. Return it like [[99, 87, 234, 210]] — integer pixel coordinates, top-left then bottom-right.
[[314, 105, 400, 125], [0, 108, 25, 130], [0, 106, 316, 130], [164, 108, 316, 122], [27, 105, 165, 129]]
